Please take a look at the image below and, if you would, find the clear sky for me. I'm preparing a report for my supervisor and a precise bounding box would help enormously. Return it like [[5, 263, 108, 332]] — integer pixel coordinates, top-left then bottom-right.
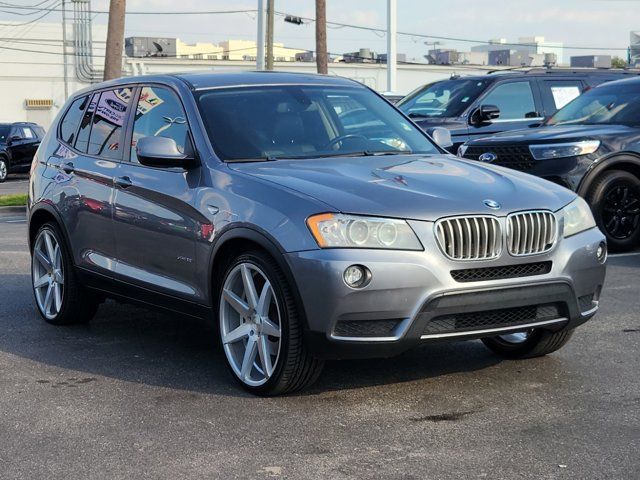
[[1, 1, 638, 60]]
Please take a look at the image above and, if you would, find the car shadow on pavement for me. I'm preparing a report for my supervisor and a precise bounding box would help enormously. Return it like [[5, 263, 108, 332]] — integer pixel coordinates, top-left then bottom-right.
[[0, 273, 503, 396]]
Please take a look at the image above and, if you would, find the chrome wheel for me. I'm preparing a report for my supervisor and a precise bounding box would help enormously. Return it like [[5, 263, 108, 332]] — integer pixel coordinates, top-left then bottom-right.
[[32, 229, 64, 320], [0, 160, 7, 181], [220, 262, 282, 387], [497, 331, 530, 344]]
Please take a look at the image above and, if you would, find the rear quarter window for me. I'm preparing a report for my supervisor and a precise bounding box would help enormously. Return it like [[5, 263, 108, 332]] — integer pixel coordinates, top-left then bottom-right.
[[59, 96, 88, 145]]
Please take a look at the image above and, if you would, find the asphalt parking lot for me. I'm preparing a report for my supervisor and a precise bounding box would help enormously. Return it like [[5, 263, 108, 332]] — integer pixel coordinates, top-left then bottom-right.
[[0, 208, 638, 479]]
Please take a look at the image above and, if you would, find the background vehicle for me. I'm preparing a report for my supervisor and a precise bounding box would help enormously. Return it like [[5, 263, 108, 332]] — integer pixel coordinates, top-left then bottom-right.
[[459, 77, 640, 251], [28, 72, 605, 395], [0, 122, 45, 182], [397, 68, 640, 153]]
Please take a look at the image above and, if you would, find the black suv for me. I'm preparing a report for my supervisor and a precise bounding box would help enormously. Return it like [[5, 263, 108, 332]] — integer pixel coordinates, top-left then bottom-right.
[[0, 122, 45, 182], [459, 76, 640, 251], [397, 68, 639, 152]]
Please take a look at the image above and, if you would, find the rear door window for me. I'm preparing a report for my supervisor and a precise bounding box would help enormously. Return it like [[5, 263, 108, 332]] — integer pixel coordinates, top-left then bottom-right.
[[87, 88, 133, 158], [74, 93, 99, 152], [479, 81, 538, 120], [538, 80, 583, 116], [59, 96, 88, 145]]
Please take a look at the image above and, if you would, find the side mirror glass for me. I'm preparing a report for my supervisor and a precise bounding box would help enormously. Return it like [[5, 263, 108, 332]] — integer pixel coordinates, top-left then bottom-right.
[[471, 104, 501, 125], [136, 136, 196, 169], [427, 127, 453, 149], [8, 135, 22, 144]]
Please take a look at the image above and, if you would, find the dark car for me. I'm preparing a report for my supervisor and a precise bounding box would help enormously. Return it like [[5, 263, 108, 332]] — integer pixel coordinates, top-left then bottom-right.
[[396, 68, 639, 153], [459, 76, 640, 251], [0, 122, 45, 182], [28, 72, 605, 395]]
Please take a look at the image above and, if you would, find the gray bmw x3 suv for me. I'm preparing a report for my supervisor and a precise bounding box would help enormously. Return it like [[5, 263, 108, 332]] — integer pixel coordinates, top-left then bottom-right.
[[28, 72, 606, 395]]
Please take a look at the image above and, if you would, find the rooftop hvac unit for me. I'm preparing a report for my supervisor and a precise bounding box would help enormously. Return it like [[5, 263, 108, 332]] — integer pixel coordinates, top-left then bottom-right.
[[25, 99, 53, 110]]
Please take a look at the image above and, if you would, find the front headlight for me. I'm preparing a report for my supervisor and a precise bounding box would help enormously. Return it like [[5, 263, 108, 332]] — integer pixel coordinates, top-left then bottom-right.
[[562, 197, 596, 238], [306, 213, 423, 250], [529, 140, 600, 161], [457, 144, 468, 157]]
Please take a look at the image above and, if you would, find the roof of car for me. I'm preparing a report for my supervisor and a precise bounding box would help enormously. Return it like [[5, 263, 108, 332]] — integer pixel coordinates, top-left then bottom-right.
[[0, 122, 41, 127], [73, 71, 362, 97], [593, 75, 640, 87]]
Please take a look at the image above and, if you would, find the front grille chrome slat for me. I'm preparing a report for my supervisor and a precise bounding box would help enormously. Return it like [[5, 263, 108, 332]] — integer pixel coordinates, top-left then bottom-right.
[[507, 211, 557, 256], [435, 215, 502, 261]]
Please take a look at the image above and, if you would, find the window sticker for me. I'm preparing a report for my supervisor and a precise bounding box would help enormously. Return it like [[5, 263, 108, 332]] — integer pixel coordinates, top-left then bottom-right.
[[551, 86, 581, 109]]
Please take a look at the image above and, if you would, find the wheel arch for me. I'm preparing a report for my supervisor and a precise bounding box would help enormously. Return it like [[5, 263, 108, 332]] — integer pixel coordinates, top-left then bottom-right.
[[208, 226, 311, 330], [577, 152, 640, 197], [28, 203, 71, 253]]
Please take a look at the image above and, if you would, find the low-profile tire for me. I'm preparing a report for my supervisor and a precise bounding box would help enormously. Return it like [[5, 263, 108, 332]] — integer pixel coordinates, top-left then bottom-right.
[[0, 157, 8, 183], [31, 222, 100, 325], [481, 328, 574, 359], [217, 250, 324, 396], [586, 169, 640, 252]]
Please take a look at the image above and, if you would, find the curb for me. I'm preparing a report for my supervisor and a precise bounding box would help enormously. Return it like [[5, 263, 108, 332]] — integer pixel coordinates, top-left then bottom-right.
[[0, 205, 27, 216]]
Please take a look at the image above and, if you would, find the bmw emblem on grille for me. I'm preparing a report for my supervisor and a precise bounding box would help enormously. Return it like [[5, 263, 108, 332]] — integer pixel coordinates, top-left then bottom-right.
[[484, 199, 501, 210], [479, 152, 497, 163]]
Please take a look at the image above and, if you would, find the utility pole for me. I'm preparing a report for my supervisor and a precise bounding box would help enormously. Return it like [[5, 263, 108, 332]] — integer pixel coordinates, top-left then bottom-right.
[[266, 0, 274, 70], [256, 0, 265, 70], [103, 0, 126, 80], [386, 0, 397, 92], [315, 0, 327, 74]]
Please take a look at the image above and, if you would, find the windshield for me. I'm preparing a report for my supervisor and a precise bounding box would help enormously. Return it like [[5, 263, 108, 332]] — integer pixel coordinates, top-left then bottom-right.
[[0, 126, 10, 143], [195, 85, 439, 161], [397, 79, 489, 118], [547, 83, 640, 127]]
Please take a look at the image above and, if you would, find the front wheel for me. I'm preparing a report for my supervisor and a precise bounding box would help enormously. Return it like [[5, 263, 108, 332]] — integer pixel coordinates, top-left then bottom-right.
[[0, 158, 8, 182], [481, 328, 574, 359], [217, 251, 324, 395], [587, 170, 640, 252]]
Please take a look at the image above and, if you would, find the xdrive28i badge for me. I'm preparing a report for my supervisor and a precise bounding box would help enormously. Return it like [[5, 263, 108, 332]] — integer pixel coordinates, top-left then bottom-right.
[[484, 199, 501, 210], [479, 152, 497, 163]]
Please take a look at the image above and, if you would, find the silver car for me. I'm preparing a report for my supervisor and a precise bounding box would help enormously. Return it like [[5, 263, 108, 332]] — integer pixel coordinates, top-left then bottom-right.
[[28, 72, 606, 395]]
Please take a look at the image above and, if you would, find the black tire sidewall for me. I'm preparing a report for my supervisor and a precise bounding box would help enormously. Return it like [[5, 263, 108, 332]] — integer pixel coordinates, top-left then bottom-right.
[[217, 251, 294, 395], [588, 170, 640, 252]]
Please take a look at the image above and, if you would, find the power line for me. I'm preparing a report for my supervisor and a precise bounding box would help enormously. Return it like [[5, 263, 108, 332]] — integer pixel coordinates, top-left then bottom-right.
[[0, 1, 59, 26], [274, 10, 630, 52], [0, 5, 257, 15]]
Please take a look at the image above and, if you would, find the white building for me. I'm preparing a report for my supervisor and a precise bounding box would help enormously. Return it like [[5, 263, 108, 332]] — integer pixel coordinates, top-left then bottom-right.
[[518, 36, 564, 65]]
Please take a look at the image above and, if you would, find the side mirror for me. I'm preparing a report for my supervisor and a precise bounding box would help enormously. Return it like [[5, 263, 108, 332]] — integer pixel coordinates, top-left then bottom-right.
[[471, 104, 500, 125], [8, 135, 22, 145], [136, 136, 196, 169], [427, 127, 453, 149]]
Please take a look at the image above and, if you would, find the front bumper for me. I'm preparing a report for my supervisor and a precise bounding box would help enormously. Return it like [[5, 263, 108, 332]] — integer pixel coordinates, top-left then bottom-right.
[[285, 226, 606, 359]]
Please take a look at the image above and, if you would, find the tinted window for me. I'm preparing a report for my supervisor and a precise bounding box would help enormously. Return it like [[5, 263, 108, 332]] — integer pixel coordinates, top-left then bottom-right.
[[60, 96, 88, 145], [480, 81, 537, 120], [196, 85, 438, 161], [130, 86, 188, 164], [548, 83, 640, 127], [540, 80, 583, 113], [21, 127, 35, 139], [75, 93, 98, 152], [0, 126, 9, 142], [397, 79, 490, 118], [87, 88, 133, 158]]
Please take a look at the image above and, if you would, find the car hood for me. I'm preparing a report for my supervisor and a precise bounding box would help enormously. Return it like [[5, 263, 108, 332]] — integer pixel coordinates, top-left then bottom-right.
[[470, 124, 637, 145], [229, 154, 575, 221]]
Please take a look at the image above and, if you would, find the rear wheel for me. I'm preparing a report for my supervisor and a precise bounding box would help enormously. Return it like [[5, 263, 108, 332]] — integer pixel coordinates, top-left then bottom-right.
[[217, 251, 324, 395], [31, 222, 100, 325], [0, 158, 7, 182], [587, 170, 640, 252], [481, 328, 574, 359]]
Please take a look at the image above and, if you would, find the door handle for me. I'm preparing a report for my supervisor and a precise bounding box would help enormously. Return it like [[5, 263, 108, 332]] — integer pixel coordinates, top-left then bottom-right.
[[62, 162, 75, 174], [114, 175, 132, 188]]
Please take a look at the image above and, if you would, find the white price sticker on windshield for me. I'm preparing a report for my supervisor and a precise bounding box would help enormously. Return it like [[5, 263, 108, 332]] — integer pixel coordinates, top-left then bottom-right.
[[551, 86, 581, 109]]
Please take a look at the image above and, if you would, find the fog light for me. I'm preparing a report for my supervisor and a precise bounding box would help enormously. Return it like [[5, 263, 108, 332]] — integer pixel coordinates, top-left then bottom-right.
[[596, 242, 607, 263], [343, 265, 370, 288]]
